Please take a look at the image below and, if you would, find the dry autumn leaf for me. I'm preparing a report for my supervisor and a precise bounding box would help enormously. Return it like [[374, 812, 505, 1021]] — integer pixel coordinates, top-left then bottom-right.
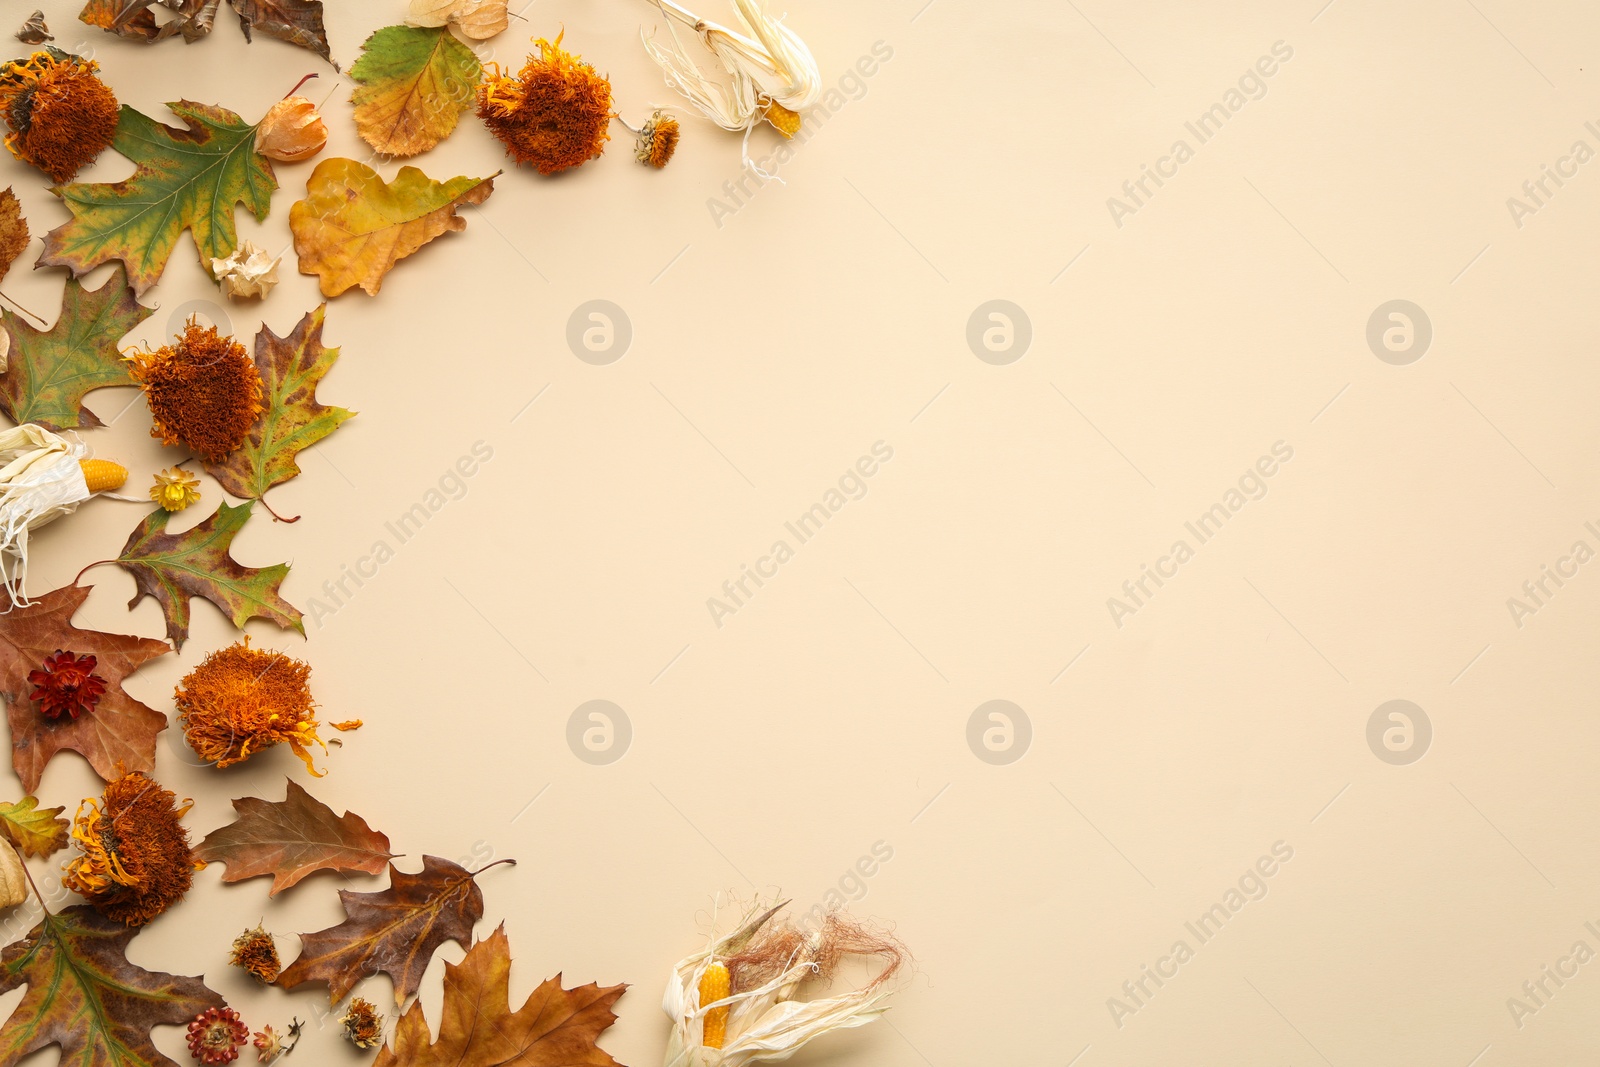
[[290, 158, 496, 297], [350, 25, 481, 157], [0, 797, 68, 859], [111, 501, 304, 650], [0, 189, 27, 282], [277, 855, 512, 1004], [406, 0, 508, 40], [79, 0, 330, 60], [375, 924, 626, 1067], [39, 101, 276, 296], [0, 904, 226, 1067], [0, 584, 171, 793], [0, 264, 153, 430], [200, 305, 353, 514], [196, 778, 395, 895]]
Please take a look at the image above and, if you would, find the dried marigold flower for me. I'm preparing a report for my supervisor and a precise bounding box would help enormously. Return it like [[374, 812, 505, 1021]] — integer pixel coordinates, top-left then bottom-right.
[[477, 34, 611, 175], [188, 1007, 249, 1066], [0, 48, 117, 182], [127, 319, 264, 463], [340, 998, 384, 1049], [635, 110, 679, 168], [230, 925, 281, 983], [27, 650, 106, 720], [63, 770, 198, 926], [150, 467, 201, 512], [175, 637, 325, 775]]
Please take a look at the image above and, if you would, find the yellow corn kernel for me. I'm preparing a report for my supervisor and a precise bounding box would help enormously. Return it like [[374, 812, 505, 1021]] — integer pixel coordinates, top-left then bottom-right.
[[698, 960, 730, 1049], [78, 459, 127, 493]]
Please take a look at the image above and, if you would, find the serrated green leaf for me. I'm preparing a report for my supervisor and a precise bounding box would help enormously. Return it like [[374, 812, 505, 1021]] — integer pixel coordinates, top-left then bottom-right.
[[0, 264, 153, 430], [39, 101, 277, 296], [115, 501, 303, 650], [0, 905, 225, 1067], [350, 25, 480, 157]]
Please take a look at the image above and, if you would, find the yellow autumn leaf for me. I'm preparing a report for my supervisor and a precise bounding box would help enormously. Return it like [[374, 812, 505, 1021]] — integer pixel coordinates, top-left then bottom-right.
[[289, 158, 497, 298]]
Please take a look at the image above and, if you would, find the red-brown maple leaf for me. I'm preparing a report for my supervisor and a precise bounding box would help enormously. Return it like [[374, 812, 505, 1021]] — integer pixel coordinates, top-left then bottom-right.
[[195, 778, 395, 895], [0, 585, 170, 792]]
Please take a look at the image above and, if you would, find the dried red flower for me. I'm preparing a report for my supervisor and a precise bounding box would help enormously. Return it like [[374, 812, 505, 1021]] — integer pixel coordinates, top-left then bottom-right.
[[477, 34, 611, 175], [0, 48, 118, 182], [27, 650, 106, 720], [187, 1006, 249, 1065]]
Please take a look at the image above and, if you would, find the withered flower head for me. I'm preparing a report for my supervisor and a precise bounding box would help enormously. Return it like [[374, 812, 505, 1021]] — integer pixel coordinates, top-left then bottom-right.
[[477, 34, 611, 175], [230, 925, 281, 983], [0, 48, 117, 182], [340, 998, 383, 1050], [150, 466, 201, 512], [28, 650, 106, 720], [175, 637, 324, 775], [127, 319, 264, 463], [187, 1006, 249, 1065], [63, 770, 197, 926], [636, 110, 679, 168]]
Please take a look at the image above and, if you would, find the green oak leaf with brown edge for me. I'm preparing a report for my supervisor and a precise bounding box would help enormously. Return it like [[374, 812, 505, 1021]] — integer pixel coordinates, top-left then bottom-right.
[[39, 101, 276, 296], [112, 501, 303, 650], [0, 584, 171, 793], [195, 778, 395, 895], [0, 798, 68, 859], [0, 904, 226, 1067], [277, 855, 513, 1004], [201, 305, 354, 515], [0, 265, 153, 429]]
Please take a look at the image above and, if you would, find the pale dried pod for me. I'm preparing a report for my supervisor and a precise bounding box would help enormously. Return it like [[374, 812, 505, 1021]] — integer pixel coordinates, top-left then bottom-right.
[[210, 240, 280, 301], [406, 0, 509, 41], [0, 845, 27, 910], [255, 96, 328, 162]]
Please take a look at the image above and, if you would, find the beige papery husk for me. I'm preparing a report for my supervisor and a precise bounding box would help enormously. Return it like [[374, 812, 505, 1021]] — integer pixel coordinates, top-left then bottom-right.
[[0, 424, 94, 609], [662, 898, 908, 1067]]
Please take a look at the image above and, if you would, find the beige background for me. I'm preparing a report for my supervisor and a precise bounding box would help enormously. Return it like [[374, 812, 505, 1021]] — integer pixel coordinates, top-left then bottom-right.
[[3, 0, 1599, 1063]]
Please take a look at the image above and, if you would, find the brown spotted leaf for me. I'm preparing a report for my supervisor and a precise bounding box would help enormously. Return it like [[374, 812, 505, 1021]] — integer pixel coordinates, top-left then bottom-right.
[[374, 925, 626, 1067], [0, 904, 225, 1067], [0, 584, 171, 793], [114, 500, 303, 651], [201, 305, 354, 505], [0, 190, 28, 282], [230, 0, 330, 63], [0, 797, 68, 859], [277, 855, 493, 1004], [196, 778, 395, 895]]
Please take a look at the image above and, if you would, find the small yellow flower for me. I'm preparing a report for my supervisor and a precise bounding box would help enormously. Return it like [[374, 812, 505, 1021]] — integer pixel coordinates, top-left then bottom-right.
[[149, 467, 201, 512]]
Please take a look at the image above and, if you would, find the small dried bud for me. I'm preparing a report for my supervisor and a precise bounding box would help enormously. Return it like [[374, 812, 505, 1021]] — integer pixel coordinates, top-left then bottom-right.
[[229, 926, 281, 983], [340, 998, 383, 1049], [255, 96, 327, 162]]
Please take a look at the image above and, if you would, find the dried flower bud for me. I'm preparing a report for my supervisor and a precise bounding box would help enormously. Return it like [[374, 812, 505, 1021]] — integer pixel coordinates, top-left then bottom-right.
[[340, 998, 383, 1049], [230, 925, 281, 983], [255, 96, 327, 162]]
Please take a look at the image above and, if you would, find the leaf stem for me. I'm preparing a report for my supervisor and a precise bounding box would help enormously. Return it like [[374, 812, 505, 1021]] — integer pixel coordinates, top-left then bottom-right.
[[257, 496, 301, 524], [470, 858, 517, 877], [10, 842, 50, 917], [0, 290, 47, 328], [72, 560, 114, 587], [284, 73, 319, 100]]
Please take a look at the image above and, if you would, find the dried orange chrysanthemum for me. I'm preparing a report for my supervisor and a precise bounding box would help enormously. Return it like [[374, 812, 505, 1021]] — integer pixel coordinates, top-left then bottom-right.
[[0, 48, 118, 182], [150, 467, 201, 512], [636, 111, 679, 168], [63, 771, 198, 926], [478, 34, 611, 175], [127, 320, 263, 463], [230, 925, 281, 983], [175, 637, 325, 775]]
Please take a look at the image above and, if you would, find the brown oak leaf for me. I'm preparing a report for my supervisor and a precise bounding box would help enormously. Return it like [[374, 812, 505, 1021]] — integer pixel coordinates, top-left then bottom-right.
[[277, 855, 510, 1004], [0, 585, 170, 793], [374, 924, 626, 1067], [195, 778, 395, 895], [0, 904, 226, 1067]]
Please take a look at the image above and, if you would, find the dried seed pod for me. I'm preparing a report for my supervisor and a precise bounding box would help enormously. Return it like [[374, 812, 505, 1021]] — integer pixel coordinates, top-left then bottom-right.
[[0, 845, 27, 909], [255, 96, 327, 162]]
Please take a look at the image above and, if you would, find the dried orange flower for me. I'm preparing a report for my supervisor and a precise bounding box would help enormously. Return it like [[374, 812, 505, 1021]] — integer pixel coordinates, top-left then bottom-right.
[[150, 467, 201, 512], [478, 34, 611, 175], [63, 770, 198, 926], [230, 925, 281, 983], [127, 319, 263, 463], [252, 1021, 300, 1064], [636, 110, 679, 168], [188, 1007, 249, 1065], [175, 637, 324, 775], [28, 650, 105, 720], [0, 48, 117, 182], [340, 998, 383, 1049]]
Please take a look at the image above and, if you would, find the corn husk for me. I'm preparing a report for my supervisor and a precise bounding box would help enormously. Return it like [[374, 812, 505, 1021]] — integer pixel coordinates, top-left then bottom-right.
[[661, 900, 898, 1067], [0, 424, 92, 609], [641, 0, 820, 133]]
